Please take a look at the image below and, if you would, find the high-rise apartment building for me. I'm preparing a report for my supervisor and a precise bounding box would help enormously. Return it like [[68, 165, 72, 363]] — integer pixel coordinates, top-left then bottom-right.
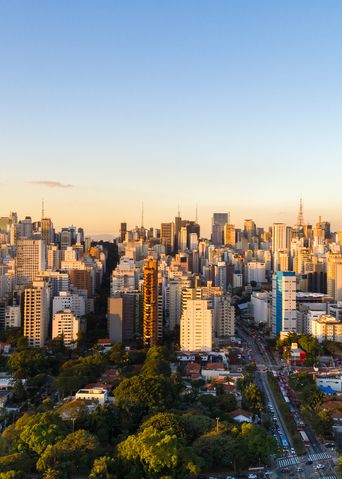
[[24, 281, 50, 347], [143, 259, 158, 347], [52, 309, 85, 348], [16, 239, 46, 286], [108, 291, 142, 344], [327, 253, 342, 300], [272, 223, 287, 271], [215, 296, 235, 337], [168, 275, 192, 330], [5, 305, 21, 329], [52, 291, 86, 317], [47, 244, 62, 271], [180, 299, 213, 351], [272, 271, 297, 335]]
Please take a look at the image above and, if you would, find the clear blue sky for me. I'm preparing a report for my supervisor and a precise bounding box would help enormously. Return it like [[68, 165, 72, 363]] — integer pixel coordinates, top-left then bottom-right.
[[1, 1, 342, 236]]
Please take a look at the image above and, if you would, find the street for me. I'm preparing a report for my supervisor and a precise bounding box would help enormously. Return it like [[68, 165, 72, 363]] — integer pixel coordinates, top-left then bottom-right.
[[237, 324, 340, 479]]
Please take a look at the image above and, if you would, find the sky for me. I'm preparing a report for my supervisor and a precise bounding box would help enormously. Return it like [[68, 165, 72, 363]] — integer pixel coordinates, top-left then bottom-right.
[[1, 1, 342, 237]]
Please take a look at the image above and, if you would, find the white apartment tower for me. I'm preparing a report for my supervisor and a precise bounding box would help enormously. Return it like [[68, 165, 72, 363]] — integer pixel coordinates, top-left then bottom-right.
[[16, 239, 46, 286], [52, 309, 85, 348], [180, 299, 213, 351], [52, 291, 86, 317], [272, 223, 287, 272]]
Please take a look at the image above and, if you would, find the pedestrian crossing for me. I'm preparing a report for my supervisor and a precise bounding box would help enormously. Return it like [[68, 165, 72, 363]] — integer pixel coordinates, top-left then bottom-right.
[[278, 456, 300, 468], [278, 451, 332, 469], [307, 452, 332, 462], [321, 475, 338, 479]]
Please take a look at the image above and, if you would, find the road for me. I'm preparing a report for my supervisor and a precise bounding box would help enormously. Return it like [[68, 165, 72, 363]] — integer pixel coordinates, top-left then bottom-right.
[[237, 323, 340, 479]]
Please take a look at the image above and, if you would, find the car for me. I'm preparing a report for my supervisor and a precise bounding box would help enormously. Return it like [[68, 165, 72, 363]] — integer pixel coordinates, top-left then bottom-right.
[[290, 447, 296, 454], [226, 476, 236, 479], [305, 460, 313, 465], [295, 467, 304, 472], [248, 475, 257, 479], [315, 464, 325, 470]]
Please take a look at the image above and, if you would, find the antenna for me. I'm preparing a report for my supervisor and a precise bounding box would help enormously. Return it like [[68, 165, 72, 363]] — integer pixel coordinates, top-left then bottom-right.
[[41, 199, 45, 220], [297, 197, 304, 227], [195, 204, 198, 224], [141, 202, 144, 228], [177, 203, 180, 218]]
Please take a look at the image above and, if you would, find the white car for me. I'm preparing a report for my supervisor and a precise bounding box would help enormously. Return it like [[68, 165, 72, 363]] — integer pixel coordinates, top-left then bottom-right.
[[290, 447, 296, 454], [316, 463, 325, 470], [248, 475, 257, 479]]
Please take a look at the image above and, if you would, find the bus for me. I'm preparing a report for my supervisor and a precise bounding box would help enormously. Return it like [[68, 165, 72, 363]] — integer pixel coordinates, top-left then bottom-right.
[[297, 420, 305, 431], [280, 435, 288, 449], [300, 430, 310, 446]]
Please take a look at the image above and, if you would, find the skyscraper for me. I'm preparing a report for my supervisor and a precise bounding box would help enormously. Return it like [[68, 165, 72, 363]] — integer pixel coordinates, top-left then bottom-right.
[[272, 223, 287, 271], [24, 281, 50, 347], [180, 298, 213, 351], [16, 239, 46, 286], [41, 218, 53, 245], [143, 259, 158, 347], [223, 224, 235, 245], [272, 271, 297, 335], [211, 213, 229, 246], [160, 222, 175, 254], [120, 222, 127, 243]]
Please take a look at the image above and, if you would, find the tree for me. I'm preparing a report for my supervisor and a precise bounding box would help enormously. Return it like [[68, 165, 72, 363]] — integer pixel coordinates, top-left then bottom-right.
[[37, 430, 99, 476], [141, 346, 171, 377], [140, 413, 186, 438], [114, 374, 175, 418], [0, 452, 32, 473], [179, 414, 215, 442], [89, 457, 116, 479], [0, 413, 37, 454], [0, 472, 25, 479], [12, 381, 26, 403], [7, 349, 48, 379], [239, 423, 277, 466], [241, 383, 264, 414], [54, 354, 106, 397], [19, 412, 68, 455], [117, 426, 201, 479], [108, 343, 125, 366], [86, 404, 119, 443], [317, 409, 333, 438], [57, 399, 88, 426], [42, 469, 64, 479], [193, 432, 240, 470]]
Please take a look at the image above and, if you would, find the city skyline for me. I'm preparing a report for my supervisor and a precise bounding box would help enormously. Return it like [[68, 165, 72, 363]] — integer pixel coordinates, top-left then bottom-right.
[[0, 199, 338, 240], [1, 1, 342, 233]]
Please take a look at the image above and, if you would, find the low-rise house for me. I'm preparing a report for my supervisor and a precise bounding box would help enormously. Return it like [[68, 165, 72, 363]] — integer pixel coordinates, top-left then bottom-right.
[[287, 343, 307, 366], [184, 362, 201, 379], [75, 387, 109, 405], [201, 368, 231, 380], [229, 408, 253, 423], [316, 375, 342, 393]]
